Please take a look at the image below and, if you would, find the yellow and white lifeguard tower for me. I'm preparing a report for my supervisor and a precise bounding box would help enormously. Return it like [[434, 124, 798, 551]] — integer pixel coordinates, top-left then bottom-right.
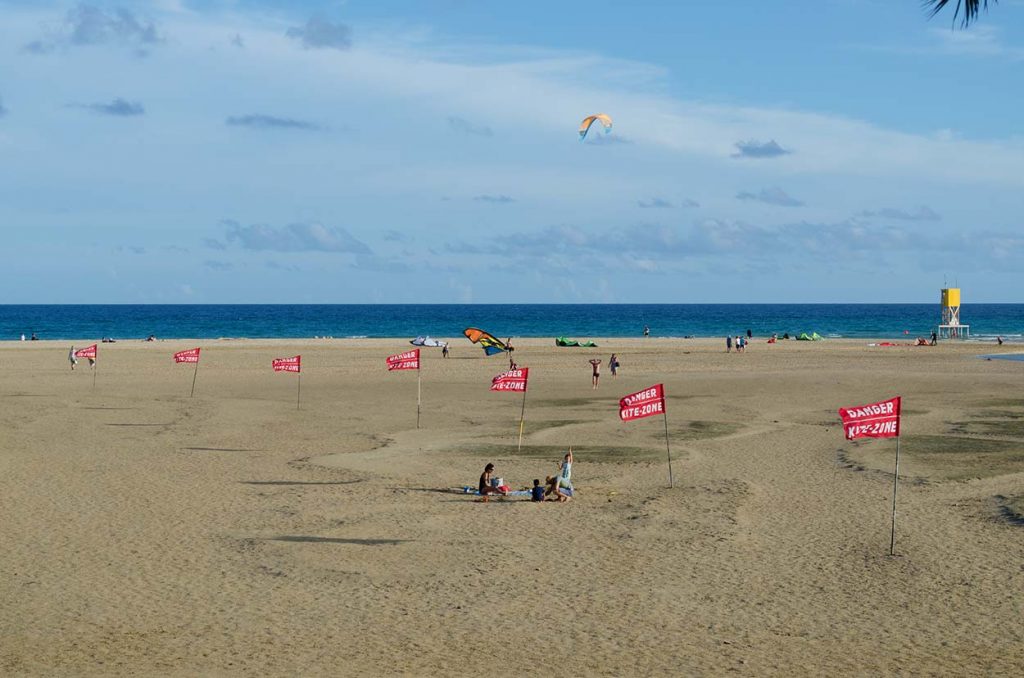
[[937, 287, 969, 339]]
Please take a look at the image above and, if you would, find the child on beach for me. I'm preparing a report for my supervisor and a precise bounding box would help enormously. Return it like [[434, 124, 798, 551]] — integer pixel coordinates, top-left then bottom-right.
[[588, 359, 601, 389], [531, 479, 545, 502]]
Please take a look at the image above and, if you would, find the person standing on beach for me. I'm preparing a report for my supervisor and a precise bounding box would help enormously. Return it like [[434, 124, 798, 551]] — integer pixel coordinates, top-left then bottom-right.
[[747, 329, 752, 340], [442, 344, 449, 358], [588, 359, 601, 389], [726, 336, 732, 353], [643, 325, 650, 338], [609, 353, 620, 377], [68, 347, 78, 370]]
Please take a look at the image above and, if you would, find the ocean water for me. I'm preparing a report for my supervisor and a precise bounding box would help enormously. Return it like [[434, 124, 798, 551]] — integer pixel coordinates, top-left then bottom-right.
[[1, 304, 1022, 341]]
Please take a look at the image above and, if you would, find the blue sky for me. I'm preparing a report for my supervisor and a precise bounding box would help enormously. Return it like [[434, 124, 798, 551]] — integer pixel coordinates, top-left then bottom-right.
[[1, 0, 1022, 303]]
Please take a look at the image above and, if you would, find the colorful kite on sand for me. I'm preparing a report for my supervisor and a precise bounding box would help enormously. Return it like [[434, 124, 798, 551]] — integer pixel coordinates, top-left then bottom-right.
[[463, 328, 508, 356]]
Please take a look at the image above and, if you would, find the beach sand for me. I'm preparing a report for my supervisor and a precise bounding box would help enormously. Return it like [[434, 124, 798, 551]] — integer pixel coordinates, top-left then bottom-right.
[[2, 338, 1023, 676]]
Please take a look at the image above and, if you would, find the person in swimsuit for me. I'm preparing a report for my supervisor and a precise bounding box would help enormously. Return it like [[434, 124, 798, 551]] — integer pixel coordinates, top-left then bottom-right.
[[478, 463, 502, 502], [589, 359, 601, 389]]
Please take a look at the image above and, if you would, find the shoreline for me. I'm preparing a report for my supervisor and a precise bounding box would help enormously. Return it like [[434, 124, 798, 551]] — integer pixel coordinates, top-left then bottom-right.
[[1, 336, 1018, 348]]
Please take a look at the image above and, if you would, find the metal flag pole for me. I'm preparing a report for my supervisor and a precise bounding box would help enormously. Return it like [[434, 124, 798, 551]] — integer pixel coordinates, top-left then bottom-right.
[[663, 410, 674, 488], [517, 387, 528, 453], [92, 357, 98, 390], [416, 369, 422, 429], [889, 433, 901, 556], [296, 372, 302, 411], [190, 360, 199, 398]]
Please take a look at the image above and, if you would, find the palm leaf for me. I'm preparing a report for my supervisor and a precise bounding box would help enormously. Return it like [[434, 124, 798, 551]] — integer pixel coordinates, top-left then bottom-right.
[[925, 1, 995, 28]]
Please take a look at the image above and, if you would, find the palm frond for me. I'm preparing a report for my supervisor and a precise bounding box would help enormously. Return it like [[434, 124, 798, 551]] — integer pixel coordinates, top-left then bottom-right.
[[924, 1, 995, 29]]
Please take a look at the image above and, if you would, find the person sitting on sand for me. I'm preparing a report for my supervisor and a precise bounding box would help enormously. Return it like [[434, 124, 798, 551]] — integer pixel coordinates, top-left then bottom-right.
[[478, 463, 505, 502], [546, 450, 574, 501], [531, 479, 545, 502]]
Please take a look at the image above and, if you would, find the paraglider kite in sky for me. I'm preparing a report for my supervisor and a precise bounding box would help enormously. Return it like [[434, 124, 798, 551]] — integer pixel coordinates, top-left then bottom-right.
[[578, 113, 613, 141]]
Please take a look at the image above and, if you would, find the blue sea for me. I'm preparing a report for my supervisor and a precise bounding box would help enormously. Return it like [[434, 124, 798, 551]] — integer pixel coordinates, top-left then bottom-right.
[[1, 304, 1022, 342]]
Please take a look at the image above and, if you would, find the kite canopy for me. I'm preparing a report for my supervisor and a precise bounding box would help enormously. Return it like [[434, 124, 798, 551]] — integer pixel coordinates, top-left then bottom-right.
[[463, 328, 508, 356], [555, 336, 598, 347], [410, 336, 447, 348], [796, 332, 824, 341], [579, 113, 613, 141]]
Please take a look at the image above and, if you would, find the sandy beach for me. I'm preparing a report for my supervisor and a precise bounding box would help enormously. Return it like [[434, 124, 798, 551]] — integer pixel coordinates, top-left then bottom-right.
[[1, 337, 1022, 676]]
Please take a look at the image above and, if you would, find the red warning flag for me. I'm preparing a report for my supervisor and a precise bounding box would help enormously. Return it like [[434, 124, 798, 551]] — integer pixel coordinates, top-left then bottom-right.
[[619, 384, 666, 422], [491, 367, 529, 392], [386, 349, 420, 371], [838, 396, 901, 440], [174, 348, 201, 364], [273, 356, 301, 373]]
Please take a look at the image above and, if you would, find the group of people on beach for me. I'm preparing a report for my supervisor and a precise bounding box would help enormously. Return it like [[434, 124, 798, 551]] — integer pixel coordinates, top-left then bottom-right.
[[726, 330, 753, 353], [478, 450, 573, 503]]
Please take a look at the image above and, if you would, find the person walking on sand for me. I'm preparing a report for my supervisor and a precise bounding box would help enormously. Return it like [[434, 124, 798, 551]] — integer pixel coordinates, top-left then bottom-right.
[[68, 346, 78, 371], [588, 358, 601, 389], [609, 353, 620, 377], [442, 343, 449, 358]]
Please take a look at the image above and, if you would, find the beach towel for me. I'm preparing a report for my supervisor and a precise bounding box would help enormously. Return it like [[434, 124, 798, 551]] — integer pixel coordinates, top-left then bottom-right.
[[460, 486, 531, 497]]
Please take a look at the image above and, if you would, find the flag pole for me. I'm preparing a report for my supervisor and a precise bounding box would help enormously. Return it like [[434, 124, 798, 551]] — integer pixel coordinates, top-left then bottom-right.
[[190, 360, 199, 398], [889, 433, 901, 556], [663, 411, 674, 488], [297, 372, 302, 411], [517, 388, 528, 452], [92, 357, 98, 390], [416, 369, 421, 429]]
